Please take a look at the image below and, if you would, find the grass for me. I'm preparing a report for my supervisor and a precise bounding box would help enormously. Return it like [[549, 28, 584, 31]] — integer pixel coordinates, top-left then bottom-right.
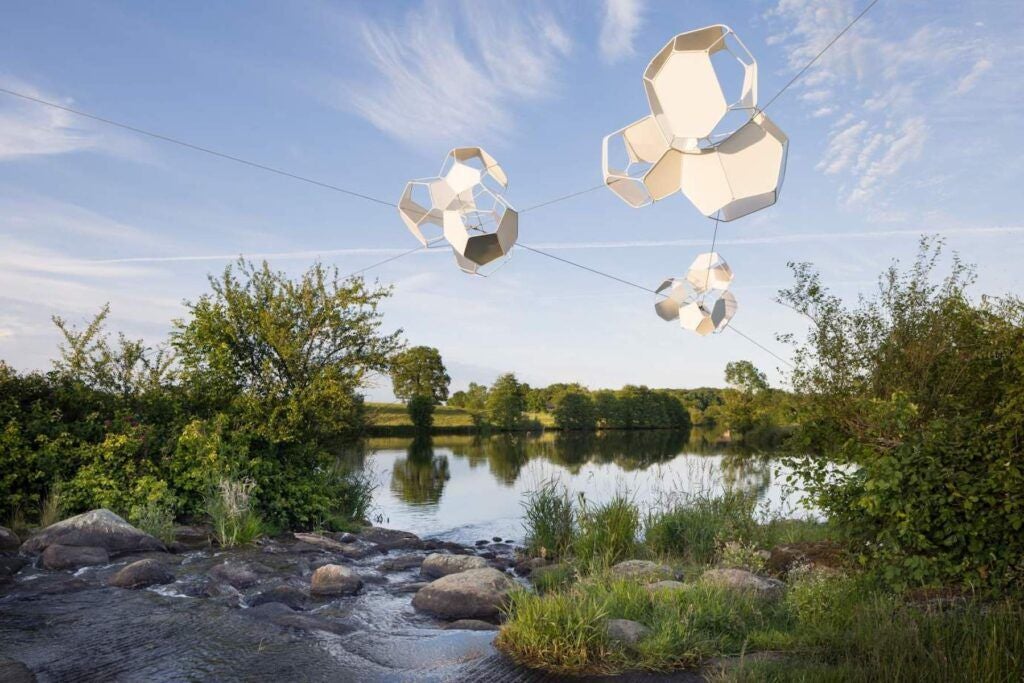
[[39, 484, 65, 528], [504, 485, 1024, 678], [206, 477, 264, 547], [130, 499, 176, 544], [522, 480, 575, 560], [366, 402, 555, 432]]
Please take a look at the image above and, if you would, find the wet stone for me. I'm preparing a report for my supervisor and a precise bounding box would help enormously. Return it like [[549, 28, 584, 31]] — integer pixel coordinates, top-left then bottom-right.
[[209, 561, 259, 589], [41, 544, 109, 571], [443, 619, 499, 631], [0, 526, 20, 551], [249, 585, 311, 611], [378, 554, 424, 572], [108, 559, 174, 590]]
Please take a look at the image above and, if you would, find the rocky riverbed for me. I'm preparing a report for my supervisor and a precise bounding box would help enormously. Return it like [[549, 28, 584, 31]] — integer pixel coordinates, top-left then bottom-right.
[[0, 510, 570, 682]]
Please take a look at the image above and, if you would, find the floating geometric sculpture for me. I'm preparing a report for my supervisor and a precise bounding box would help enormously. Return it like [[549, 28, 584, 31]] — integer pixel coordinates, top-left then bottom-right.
[[654, 252, 737, 336], [602, 25, 787, 221], [398, 147, 517, 275]]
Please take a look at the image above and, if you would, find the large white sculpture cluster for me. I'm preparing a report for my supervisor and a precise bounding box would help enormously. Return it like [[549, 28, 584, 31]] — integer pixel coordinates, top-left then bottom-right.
[[602, 24, 788, 221], [654, 252, 738, 336], [398, 147, 518, 275]]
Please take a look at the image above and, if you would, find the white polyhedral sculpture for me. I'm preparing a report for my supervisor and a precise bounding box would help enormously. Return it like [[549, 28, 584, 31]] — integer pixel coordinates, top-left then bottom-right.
[[602, 25, 788, 221], [654, 252, 738, 336], [398, 147, 518, 275]]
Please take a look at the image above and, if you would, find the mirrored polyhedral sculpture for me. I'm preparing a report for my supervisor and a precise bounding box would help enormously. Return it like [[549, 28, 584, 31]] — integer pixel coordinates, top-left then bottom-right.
[[654, 252, 738, 336], [602, 25, 787, 221], [398, 147, 517, 275]]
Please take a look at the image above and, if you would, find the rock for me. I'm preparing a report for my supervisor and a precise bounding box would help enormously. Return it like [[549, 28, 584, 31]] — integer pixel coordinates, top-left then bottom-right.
[[478, 551, 496, 560], [293, 532, 377, 559], [491, 536, 503, 543], [172, 525, 211, 548], [475, 540, 488, 547], [246, 602, 357, 636], [359, 527, 423, 551], [443, 619, 499, 631], [250, 585, 311, 611], [396, 581, 430, 594], [420, 553, 489, 579], [513, 557, 549, 577], [201, 580, 244, 607], [412, 568, 514, 621], [336, 532, 358, 544], [209, 561, 259, 589], [0, 556, 28, 578], [21, 509, 165, 556], [0, 526, 20, 551], [0, 657, 35, 683], [379, 554, 424, 572], [767, 541, 845, 575], [311, 564, 362, 596], [41, 544, 109, 570], [701, 568, 784, 598], [608, 560, 673, 583], [606, 619, 650, 647], [293, 532, 349, 551], [645, 580, 688, 594], [359, 571, 388, 586], [108, 559, 174, 589]]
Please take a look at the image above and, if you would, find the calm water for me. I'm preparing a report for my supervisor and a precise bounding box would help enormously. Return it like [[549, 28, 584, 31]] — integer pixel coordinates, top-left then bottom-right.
[[355, 431, 812, 545]]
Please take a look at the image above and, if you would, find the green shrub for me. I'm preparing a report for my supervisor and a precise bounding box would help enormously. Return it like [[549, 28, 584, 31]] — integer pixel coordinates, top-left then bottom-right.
[[574, 494, 640, 569], [39, 483, 65, 528], [553, 391, 597, 431], [206, 476, 263, 547], [406, 394, 434, 432], [522, 480, 575, 560], [130, 498, 176, 544], [644, 490, 759, 564]]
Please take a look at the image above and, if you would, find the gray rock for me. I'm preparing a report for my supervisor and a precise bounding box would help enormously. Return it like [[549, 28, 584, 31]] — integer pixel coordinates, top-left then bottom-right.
[[513, 556, 549, 577], [0, 556, 28, 578], [41, 544, 109, 570], [209, 561, 259, 589], [201, 580, 244, 607], [701, 568, 785, 598], [336, 532, 357, 544], [606, 618, 651, 647], [396, 581, 430, 594], [0, 657, 35, 683], [311, 564, 362, 596], [379, 554, 424, 572], [293, 532, 348, 551], [443, 619, 499, 631], [491, 536, 503, 543], [172, 525, 212, 548], [359, 527, 423, 551], [108, 559, 174, 589], [0, 525, 20, 551], [608, 560, 673, 583], [250, 585, 311, 611], [412, 568, 514, 620], [645, 580, 688, 594], [420, 553, 488, 578], [21, 509, 165, 556]]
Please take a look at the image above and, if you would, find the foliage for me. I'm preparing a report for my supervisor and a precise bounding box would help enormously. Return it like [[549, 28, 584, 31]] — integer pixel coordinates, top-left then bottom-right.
[[780, 238, 1024, 588], [39, 483, 65, 528], [405, 394, 434, 432], [389, 346, 450, 404], [573, 494, 640, 569], [130, 498, 176, 544], [522, 480, 576, 560], [552, 390, 597, 430], [486, 373, 527, 430], [644, 490, 760, 565], [206, 477, 264, 547]]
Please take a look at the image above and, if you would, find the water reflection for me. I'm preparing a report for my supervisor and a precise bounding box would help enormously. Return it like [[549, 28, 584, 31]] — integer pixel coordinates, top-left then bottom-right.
[[353, 431, 806, 543]]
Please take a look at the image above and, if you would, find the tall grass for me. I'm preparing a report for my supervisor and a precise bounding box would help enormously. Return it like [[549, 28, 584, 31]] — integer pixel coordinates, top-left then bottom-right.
[[643, 490, 760, 564], [522, 480, 575, 560], [130, 499, 176, 544], [206, 477, 264, 548], [573, 494, 641, 570], [39, 484, 64, 527]]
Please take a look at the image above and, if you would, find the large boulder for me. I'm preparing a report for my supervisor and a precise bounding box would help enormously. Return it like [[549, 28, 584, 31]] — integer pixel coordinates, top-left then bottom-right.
[[209, 561, 259, 589], [379, 554, 425, 572], [608, 560, 673, 583], [701, 568, 784, 598], [420, 553, 488, 579], [359, 527, 423, 551], [310, 564, 362, 596], [412, 568, 514, 621], [21, 509, 165, 556], [0, 556, 28, 578], [108, 559, 174, 589], [606, 618, 650, 647], [41, 544, 109, 570], [0, 526, 20, 551]]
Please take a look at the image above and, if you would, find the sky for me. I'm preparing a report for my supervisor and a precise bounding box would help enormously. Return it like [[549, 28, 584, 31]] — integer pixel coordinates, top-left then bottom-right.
[[1, 0, 1022, 401]]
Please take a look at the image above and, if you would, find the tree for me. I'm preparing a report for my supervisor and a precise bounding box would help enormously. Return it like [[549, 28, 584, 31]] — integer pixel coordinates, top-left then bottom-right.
[[720, 361, 770, 438], [390, 346, 450, 404], [486, 373, 527, 430], [780, 238, 1024, 587], [553, 391, 597, 431]]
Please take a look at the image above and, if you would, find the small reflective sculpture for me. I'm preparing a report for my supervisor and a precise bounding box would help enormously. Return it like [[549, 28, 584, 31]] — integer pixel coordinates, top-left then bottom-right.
[[602, 25, 787, 221], [399, 147, 517, 275], [654, 252, 737, 336]]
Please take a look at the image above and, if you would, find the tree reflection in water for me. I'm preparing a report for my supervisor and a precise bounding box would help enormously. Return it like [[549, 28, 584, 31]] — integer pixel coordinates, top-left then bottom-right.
[[389, 436, 451, 506]]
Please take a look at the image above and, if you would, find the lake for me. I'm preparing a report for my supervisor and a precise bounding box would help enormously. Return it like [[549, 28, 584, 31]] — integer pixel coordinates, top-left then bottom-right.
[[354, 431, 813, 545]]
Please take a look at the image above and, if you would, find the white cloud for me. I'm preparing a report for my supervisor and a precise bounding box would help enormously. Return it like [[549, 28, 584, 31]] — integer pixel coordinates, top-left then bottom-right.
[[336, 2, 572, 146], [600, 0, 644, 63], [954, 57, 992, 95]]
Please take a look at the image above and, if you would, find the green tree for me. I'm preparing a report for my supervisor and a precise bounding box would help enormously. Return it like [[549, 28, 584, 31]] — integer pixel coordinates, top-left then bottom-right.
[[406, 393, 434, 432], [553, 391, 597, 431], [780, 238, 1024, 588], [486, 373, 527, 430], [720, 361, 770, 438], [390, 346, 450, 404]]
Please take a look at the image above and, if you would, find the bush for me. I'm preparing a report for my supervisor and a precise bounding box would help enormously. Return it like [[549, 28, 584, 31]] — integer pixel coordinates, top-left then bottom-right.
[[406, 394, 434, 432], [130, 498, 176, 544], [522, 480, 575, 560], [486, 373, 527, 430]]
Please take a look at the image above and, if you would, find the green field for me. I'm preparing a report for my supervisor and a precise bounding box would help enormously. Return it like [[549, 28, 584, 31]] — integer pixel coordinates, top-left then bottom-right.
[[366, 402, 555, 432]]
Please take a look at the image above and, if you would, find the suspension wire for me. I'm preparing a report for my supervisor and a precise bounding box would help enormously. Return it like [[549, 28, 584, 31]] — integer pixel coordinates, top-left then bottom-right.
[[517, 242, 794, 368], [520, 183, 607, 214], [343, 245, 424, 279], [760, 0, 880, 113], [701, 212, 722, 299], [0, 86, 397, 208]]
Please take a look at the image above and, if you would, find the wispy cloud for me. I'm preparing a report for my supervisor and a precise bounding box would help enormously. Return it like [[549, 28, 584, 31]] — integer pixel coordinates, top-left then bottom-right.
[[600, 0, 644, 63], [336, 1, 572, 146], [767, 1, 1016, 210]]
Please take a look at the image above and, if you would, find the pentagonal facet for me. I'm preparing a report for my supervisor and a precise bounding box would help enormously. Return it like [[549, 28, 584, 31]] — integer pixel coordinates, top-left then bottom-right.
[[686, 252, 734, 294], [653, 258, 737, 336]]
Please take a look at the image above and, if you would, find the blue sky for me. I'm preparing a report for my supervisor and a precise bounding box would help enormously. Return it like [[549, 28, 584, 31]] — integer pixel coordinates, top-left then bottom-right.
[[1, 0, 1022, 400]]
